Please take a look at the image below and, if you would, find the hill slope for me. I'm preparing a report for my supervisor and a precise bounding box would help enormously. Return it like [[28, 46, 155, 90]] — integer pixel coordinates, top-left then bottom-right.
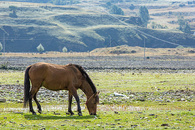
[[0, 2, 194, 52]]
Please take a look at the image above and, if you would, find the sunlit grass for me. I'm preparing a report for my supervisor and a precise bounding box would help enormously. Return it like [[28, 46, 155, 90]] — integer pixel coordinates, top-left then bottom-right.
[[0, 109, 194, 129], [0, 70, 194, 92], [0, 71, 24, 85], [89, 70, 195, 93], [0, 70, 194, 129]]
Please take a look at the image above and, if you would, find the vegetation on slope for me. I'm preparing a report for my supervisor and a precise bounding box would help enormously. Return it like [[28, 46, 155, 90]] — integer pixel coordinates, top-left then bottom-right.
[[0, 1, 194, 52]]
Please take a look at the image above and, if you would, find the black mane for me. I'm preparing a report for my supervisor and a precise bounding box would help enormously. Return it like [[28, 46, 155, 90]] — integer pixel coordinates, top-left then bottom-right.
[[73, 64, 97, 94]]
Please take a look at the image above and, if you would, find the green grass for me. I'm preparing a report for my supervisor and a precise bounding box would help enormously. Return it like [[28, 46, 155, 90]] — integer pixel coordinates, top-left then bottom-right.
[[1, 70, 194, 92], [0, 70, 195, 129], [0, 109, 194, 129], [0, 71, 24, 85], [88, 70, 195, 93]]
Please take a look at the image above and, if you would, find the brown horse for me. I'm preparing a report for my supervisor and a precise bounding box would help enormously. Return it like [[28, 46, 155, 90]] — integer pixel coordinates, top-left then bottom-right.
[[23, 62, 99, 116]]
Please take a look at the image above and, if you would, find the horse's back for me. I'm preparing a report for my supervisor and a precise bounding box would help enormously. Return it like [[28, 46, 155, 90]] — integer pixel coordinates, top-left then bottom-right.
[[29, 62, 67, 79], [28, 62, 82, 90]]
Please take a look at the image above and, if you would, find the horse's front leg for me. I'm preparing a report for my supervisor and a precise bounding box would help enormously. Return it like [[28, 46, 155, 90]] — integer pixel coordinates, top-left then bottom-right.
[[69, 88, 82, 116], [68, 92, 74, 115]]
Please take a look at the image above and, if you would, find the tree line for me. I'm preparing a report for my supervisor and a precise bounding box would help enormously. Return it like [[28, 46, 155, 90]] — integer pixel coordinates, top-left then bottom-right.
[[0, 42, 68, 54], [2, 0, 79, 5]]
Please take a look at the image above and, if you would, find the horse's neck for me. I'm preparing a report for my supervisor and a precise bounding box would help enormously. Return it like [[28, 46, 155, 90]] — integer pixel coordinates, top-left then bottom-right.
[[80, 82, 94, 99]]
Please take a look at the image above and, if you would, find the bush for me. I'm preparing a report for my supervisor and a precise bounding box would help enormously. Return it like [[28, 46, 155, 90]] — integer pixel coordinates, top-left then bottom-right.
[[188, 50, 195, 53], [9, 6, 18, 18], [176, 45, 184, 49], [110, 5, 124, 15], [129, 4, 135, 10], [131, 50, 136, 53], [0, 62, 9, 70]]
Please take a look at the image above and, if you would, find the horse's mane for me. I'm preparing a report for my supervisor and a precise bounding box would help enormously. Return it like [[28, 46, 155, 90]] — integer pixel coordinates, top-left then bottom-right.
[[73, 64, 97, 94]]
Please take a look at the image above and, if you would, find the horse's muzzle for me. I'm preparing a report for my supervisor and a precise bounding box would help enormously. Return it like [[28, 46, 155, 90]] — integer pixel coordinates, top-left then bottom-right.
[[90, 113, 96, 115]]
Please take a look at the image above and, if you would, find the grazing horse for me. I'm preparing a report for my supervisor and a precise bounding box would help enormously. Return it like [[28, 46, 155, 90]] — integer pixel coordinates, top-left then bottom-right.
[[23, 62, 99, 116]]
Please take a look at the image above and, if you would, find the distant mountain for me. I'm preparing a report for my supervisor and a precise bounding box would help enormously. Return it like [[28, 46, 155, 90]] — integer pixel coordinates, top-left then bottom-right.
[[0, 1, 194, 52]]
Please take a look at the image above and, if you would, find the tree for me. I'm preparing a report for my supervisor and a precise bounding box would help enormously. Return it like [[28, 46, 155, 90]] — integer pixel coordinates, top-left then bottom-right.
[[9, 6, 18, 18], [37, 44, 44, 53], [183, 22, 191, 34], [178, 16, 191, 34], [62, 47, 68, 52], [129, 4, 135, 10], [106, 2, 112, 7], [0, 42, 2, 51], [139, 6, 149, 27], [0, 42, 3, 55], [110, 5, 124, 15]]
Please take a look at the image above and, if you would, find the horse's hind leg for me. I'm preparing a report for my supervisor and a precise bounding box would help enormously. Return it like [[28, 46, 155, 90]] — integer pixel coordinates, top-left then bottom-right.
[[29, 93, 36, 115], [34, 93, 42, 114], [68, 92, 74, 115], [29, 86, 40, 115]]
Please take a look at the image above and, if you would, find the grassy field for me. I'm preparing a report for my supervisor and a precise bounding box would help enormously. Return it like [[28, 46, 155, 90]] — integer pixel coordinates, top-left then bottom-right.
[[0, 70, 194, 129]]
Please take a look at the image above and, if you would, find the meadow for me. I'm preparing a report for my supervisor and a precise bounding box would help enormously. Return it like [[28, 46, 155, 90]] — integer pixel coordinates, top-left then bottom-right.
[[0, 69, 194, 129]]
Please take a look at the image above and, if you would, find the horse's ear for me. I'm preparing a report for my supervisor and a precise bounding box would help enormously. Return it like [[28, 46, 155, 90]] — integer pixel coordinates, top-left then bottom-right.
[[95, 92, 100, 103], [95, 91, 100, 97]]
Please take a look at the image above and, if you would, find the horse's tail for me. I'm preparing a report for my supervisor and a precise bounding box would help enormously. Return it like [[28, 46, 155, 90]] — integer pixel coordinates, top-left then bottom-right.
[[74, 64, 97, 93], [23, 66, 31, 108]]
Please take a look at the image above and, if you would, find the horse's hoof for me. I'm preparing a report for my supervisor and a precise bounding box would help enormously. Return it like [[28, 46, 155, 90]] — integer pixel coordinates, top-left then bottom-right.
[[32, 112, 36, 115], [78, 113, 82, 116], [38, 110, 42, 114], [66, 112, 74, 115]]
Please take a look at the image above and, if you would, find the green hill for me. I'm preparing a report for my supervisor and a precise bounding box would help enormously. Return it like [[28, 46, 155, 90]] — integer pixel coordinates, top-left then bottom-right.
[[0, 1, 194, 52]]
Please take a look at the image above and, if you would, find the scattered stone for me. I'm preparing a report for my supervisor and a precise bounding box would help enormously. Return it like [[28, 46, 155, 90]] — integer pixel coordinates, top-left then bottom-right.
[[171, 113, 175, 116], [14, 112, 23, 114], [54, 112, 60, 115], [0, 99, 6, 103], [113, 92, 128, 98], [161, 124, 169, 127], [138, 98, 145, 102], [114, 111, 119, 114], [149, 114, 155, 116], [131, 125, 138, 128]]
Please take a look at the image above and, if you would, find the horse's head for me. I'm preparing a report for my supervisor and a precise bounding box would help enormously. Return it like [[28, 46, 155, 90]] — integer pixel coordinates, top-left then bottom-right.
[[86, 92, 99, 115]]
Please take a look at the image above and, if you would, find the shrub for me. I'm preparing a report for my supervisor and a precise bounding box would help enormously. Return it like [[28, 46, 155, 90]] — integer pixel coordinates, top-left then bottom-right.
[[110, 5, 124, 15], [176, 45, 184, 49], [131, 50, 136, 53], [0, 62, 9, 70]]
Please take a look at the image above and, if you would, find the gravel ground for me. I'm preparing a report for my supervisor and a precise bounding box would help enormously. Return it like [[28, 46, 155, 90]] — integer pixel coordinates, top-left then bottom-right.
[[0, 56, 195, 70], [0, 55, 194, 111], [0, 84, 194, 107]]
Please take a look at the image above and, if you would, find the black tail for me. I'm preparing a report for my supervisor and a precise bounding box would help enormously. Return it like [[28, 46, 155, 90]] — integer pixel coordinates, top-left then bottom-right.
[[74, 64, 97, 94], [23, 66, 31, 108]]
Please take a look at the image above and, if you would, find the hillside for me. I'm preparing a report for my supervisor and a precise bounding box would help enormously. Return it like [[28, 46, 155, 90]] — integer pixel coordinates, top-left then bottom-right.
[[0, 1, 194, 52]]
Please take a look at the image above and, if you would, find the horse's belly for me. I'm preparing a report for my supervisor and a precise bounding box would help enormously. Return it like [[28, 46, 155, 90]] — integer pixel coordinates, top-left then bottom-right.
[[42, 81, 68, 91]]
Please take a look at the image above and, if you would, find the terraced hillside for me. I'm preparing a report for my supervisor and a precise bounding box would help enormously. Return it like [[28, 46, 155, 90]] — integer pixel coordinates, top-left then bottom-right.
[[0, 1, 194, 52]]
